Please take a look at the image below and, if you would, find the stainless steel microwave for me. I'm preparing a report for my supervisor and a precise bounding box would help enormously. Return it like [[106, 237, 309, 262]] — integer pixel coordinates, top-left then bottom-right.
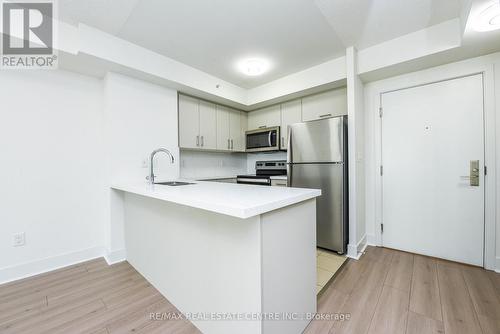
[[245, 127, 280, 152]]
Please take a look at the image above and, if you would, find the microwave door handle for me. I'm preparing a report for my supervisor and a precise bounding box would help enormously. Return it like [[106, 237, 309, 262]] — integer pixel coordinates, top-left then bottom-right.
[[268, 131, 272, 147]]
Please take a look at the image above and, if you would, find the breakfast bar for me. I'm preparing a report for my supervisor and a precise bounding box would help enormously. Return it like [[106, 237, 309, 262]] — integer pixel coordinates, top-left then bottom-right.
[[110, 181, 321, 334]]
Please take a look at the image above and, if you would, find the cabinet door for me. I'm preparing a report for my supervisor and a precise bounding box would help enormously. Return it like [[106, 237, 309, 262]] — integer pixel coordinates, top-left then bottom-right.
[[238, 112, 248, 152], [199, 100, 217, 150], [228, 108, 242, 151], [247, 105, 281, 130], [216, 105, 230, 150], [301, 88, 347, 122], [178, 95, 199, 149], [280, 99, 302, 150]]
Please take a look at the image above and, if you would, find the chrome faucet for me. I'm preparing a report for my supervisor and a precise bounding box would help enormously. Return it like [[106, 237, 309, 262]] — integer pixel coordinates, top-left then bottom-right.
[[148, 148, 175, 184]]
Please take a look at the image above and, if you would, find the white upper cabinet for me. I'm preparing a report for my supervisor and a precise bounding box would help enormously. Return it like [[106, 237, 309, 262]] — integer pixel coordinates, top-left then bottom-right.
[[229, 109, 244, 152], [216, 106, 245, 152], [247, 105, 281, 130], [280, 99, 302, 150], [178, 95, 200, 149], [198, 100, 217, 150], [179, 94, 245, 152], [301, 88, 347, 122], [216, 105, 231, 150], [238, 112, 248, 152]]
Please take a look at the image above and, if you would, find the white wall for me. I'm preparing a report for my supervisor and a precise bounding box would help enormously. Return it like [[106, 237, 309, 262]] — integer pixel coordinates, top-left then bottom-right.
[[364, 52, 500, 270], [104, 72, 179, 261], [104, 72, 179, 184], [0, 70, 107, 283], [495, 61, 500, 271], [180, 150, 247, 179]]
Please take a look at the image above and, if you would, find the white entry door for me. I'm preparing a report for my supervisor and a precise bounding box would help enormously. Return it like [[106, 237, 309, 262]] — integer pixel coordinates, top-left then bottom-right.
[[381, 74, 485, 266]]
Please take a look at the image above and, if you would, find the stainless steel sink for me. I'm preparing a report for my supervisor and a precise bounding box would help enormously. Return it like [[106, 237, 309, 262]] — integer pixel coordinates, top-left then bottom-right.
[[154, 181, 194, 186]]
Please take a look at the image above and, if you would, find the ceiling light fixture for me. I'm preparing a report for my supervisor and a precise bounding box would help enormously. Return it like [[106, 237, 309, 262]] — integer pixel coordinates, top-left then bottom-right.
[[237, 58, 270, 76], [473, 1, 500, 32]]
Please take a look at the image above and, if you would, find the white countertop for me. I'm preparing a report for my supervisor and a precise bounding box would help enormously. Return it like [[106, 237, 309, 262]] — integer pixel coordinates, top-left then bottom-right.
[[111, 180, 320, 219]]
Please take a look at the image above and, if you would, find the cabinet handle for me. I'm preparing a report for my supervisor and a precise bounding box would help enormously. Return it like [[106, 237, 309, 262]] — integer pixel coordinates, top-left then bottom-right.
[[319, 113, 332, 118], [227, 139, 230, 149], [258, 125, 267, 129], [201, 136, 204, 147], [281, 137, 284, 148], [196, 135, 199, 146], [231, 139, 233, 150]]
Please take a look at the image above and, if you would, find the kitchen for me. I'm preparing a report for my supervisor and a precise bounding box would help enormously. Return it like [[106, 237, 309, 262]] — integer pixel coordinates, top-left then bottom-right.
[[1, 1, 500, 334]]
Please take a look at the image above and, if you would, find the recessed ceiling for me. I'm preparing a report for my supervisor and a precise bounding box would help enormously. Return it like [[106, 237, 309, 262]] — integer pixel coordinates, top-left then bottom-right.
[[59, 0, 465, 88]]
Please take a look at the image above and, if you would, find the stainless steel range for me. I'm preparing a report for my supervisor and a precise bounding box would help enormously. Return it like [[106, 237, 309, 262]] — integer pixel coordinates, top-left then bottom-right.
[[236, 160, 287, 186]]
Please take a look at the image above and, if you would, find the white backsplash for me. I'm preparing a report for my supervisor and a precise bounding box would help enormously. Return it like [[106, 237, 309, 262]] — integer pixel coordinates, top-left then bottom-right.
[[246, 152, 287, 173], [180, 150, 288, 179], [180, 150, 248, 179]]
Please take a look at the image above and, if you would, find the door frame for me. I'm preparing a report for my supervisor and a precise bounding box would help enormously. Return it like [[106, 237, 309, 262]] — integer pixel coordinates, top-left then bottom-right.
[[371, 59, 497, 270]]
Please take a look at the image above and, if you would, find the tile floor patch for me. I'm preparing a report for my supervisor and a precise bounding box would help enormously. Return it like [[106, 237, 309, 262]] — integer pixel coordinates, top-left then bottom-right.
[[316, 248, 347, 295]]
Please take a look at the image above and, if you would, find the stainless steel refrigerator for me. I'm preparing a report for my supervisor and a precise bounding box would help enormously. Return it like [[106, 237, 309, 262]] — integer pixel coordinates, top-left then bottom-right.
[[287, 116, 348, 254]]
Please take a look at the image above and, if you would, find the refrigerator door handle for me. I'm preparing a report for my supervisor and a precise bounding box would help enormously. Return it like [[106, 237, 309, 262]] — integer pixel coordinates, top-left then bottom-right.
[[287, 164, 292, 187], [287, 128, 293, 187]]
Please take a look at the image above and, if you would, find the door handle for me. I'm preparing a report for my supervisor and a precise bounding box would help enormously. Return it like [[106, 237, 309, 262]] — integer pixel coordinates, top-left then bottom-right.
[[461, 160, 480, 186], [227, 139, 230, 149], [231, 139, 233, 150], [470, 160, 479, 186], [259, 125, 267, 129], [196, 135, 199, 146], [319, 113, 332, 118], [201, 136, 204, 147]]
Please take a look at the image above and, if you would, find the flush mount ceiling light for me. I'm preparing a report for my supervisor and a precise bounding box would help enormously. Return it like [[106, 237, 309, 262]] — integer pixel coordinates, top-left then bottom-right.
[[474, 1, 500, 32], [237, 58, 270, 76]]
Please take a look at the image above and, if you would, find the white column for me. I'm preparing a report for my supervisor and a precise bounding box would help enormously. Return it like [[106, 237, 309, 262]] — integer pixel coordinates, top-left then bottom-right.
[[346, 47, 366, 259]]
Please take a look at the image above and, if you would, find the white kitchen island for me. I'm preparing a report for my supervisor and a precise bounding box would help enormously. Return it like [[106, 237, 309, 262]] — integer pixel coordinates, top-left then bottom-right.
[[110, 181, 321, 334]]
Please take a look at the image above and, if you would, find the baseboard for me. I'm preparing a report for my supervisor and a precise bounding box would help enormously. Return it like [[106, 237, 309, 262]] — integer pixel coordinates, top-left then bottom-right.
[[366, 233, 377, 246], [346, 235, 367, 260], [105, 248, 126, 265], [357, 235, 367, 253], [495, 257, 500, 273], [0, 246, 105, 285]]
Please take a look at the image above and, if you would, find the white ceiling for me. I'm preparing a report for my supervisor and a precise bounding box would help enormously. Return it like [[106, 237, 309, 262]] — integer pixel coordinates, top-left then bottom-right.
[[60, 0, 465, 88]]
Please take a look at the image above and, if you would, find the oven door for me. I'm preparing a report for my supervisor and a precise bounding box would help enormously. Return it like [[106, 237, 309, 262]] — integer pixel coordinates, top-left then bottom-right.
[[246, 127, 280, 152]]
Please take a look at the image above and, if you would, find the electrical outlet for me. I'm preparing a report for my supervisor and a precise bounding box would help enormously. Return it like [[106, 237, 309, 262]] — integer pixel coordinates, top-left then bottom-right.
[[13, 232, 25, 247]]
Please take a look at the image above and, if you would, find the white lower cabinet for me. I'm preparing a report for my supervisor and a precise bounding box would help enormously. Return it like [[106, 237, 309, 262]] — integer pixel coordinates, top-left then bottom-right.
[[271, 179, 288, 187]]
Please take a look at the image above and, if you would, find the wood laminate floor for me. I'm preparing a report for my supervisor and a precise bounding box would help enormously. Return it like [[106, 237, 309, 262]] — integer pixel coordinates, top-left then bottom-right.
[[0, 259, 201, 334], [305, 246, 500, 334], [1, 246, 499, 334]]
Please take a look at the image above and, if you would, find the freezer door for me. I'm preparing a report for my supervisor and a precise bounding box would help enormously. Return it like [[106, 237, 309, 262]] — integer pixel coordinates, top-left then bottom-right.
[[288, 116, 345, 163], [289, 163, 346, 253]]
